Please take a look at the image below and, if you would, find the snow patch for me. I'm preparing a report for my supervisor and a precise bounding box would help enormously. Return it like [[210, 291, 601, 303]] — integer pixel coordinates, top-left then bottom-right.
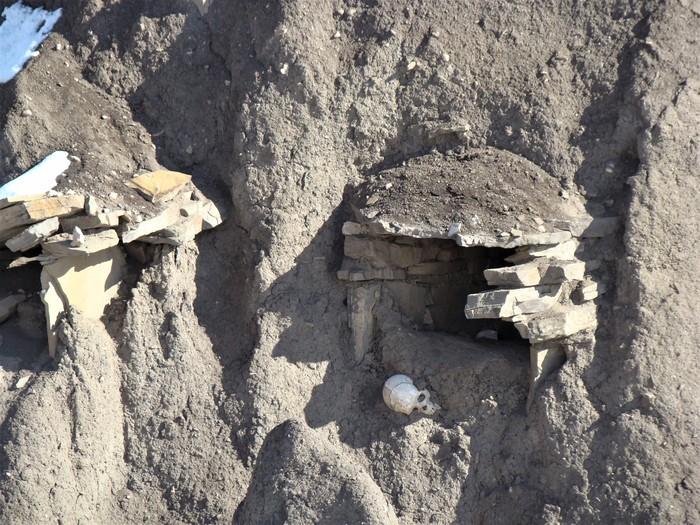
[[0, 2, 62, 83], [0, 151, 71, 199]]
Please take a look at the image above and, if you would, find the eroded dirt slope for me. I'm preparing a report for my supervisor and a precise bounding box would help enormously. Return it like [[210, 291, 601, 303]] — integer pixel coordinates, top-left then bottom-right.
[[0, 1, 698, 524]]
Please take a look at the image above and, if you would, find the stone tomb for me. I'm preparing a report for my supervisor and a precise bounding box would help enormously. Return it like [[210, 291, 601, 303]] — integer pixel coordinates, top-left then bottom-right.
[[339, 148, 615, 411]]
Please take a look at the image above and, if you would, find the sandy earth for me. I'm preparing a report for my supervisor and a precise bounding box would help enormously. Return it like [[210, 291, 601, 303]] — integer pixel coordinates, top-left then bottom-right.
[[0, 0, 698, 523]]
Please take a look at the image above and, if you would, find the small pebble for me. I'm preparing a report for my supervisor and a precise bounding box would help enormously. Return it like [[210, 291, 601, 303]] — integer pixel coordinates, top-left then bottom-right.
[[21, 109, 32, 117], [279, 63, 289, 75], [186, 145, 194, 155], [14, 375, 31, 390], [533, 217, 544, 225], [108, 192, 118, 200], [559, 189, 570, 199], [100, 114, 109, 120], [332, 30, 341, 39], [605, 161, 615, 174], [55, 43, 63, 51], [224, 80, 231, 86], [407, 60, 417, 71]]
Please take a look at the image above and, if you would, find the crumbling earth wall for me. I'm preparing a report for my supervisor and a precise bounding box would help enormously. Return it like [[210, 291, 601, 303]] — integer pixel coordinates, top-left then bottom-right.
[[0, 1, 698, 524]]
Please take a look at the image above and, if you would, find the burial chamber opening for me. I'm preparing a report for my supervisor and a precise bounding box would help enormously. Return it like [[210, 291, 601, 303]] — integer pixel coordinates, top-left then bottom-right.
[[338, 230, 530, 349], [377, 236, 523, 340]]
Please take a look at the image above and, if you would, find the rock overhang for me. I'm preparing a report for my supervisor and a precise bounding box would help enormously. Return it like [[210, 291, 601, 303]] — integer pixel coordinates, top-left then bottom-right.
[[349, 147, 588, 248]]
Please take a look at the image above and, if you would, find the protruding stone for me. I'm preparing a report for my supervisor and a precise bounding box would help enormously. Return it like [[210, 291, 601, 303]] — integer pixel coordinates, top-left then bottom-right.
[[465, 285, 561, 319], [484, 260, 585, 287], [526, 239, 579, 260], [127, 170, 192, 203], [60, 211, 122, 231], [0, 193, 45, 210], [514, 303, 597, 343], [42, 229, 119, 257], [337, 267, 405, 282], [527, 341, 567, 412], [574, 280, 606, 302], [342, 221, 367, 236], [484, 262, 542, 287], [347, 284, 381, 363], [14, 374, 32, 390], [549, 216, 620, 237], [121, 196, 204, 243], [540, 260, 585, 283], [41, 246, 125, 357], [70, 226, 85, 247], [5, 217, 60, 252]]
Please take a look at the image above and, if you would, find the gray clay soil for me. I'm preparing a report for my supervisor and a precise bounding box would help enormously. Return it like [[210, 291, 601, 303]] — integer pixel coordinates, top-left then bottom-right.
[[0, 1, 698, 524]]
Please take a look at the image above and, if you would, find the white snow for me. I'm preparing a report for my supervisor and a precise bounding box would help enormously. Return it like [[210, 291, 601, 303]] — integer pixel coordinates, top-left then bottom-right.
[[0, 151, 71, 199], [0, 2, 62, 83]]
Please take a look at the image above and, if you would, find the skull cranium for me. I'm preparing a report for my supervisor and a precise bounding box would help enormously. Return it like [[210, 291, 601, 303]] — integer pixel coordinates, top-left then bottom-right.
[[383, 374, 440, 415]]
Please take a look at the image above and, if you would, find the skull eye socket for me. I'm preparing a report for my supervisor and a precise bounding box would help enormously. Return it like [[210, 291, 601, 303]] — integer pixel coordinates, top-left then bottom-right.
[[417, 393, 426, 404]]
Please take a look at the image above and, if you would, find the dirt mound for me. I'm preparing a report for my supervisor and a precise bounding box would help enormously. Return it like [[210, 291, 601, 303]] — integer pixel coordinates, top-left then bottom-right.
[[0, 1, 698, 524], [237, 419, 399, 525]]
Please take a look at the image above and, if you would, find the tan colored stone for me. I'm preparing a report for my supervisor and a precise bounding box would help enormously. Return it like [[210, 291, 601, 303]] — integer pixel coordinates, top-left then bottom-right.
[[121, 198, 201, 243], [0, 193, 45, 210], [549, 216, 620, 237], [137, 200, 223, 246], [527, 239, 580, 260], [541, 260, 585, 283], [200, 200, 223, 229], [8, 254, 54, 268], [60, 212, 122, 231], [337, 267, 405, 281], [127, 170, 191, 203], [40, 246, 125, 357], [1, 195, 84, 242], [42, 229, 119, 257], [514, 303, 597, 343], [347, 284, 381, 363], [342, 222, 368, 236], [484, 262, 542, 287], [465, 285, 561, 319], [5, 217, 60, 252], [24, 195, 85, 221], [527, 341, 567, 412]]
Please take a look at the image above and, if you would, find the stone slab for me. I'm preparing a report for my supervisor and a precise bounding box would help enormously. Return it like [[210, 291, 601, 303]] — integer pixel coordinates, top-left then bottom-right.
[[60, 212, 122, 231], [40, 246, 125, 357], [465, 285, 560, 319], [0, 193, 45, 210], [121, 198, 202, 243], [484, 262, 542, 287], [514, 303, 597, 343], [5, 217, 60, 252], [42, 229, 120, 257], [127, 170, 192, 203], [549, 216, 620, 238]]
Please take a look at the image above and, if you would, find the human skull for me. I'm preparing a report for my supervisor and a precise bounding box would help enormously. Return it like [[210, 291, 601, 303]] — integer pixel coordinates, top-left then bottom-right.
[[383, 374, 440, 415]]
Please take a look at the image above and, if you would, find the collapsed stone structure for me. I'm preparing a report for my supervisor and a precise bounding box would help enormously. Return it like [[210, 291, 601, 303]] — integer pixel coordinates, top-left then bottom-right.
[[0, 168, 223, 356], [339, 148, 618, 410]]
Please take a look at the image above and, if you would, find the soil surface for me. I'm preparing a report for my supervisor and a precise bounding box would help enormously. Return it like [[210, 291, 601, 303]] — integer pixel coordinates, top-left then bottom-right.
[[351, 147, 586, 236], [0, 1, 698, 524]]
